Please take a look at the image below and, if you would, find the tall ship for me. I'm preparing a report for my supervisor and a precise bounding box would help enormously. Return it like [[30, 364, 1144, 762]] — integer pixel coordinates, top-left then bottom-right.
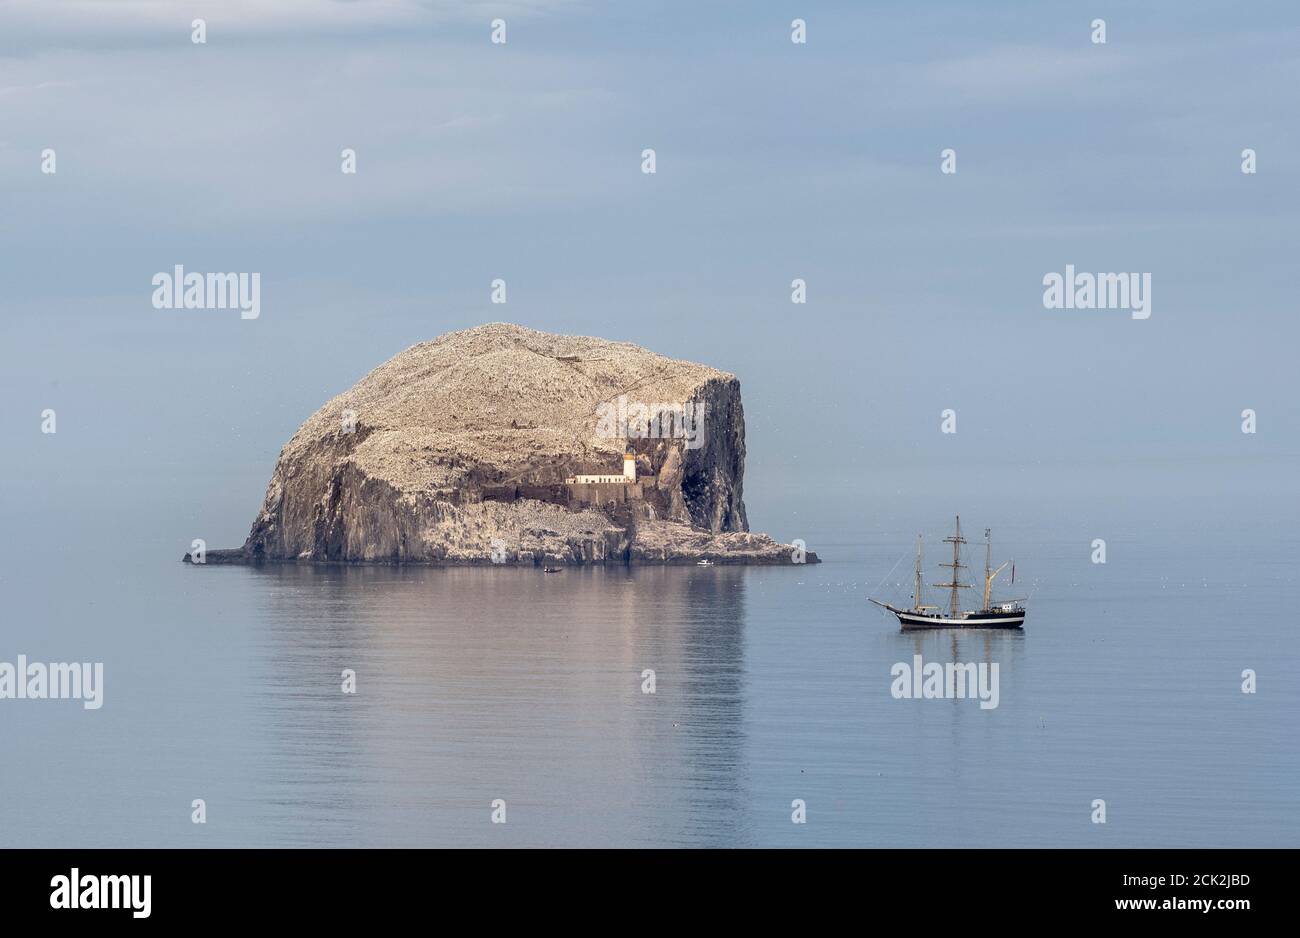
[[870, 516, 1026, 630]]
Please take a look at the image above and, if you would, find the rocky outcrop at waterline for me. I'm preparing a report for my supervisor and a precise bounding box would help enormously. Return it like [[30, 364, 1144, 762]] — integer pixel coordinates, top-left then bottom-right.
[[186, 323, 816, 567]]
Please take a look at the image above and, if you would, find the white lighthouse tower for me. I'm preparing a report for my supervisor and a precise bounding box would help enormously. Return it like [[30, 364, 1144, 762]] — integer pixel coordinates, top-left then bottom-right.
[[623, 453, 637, 482]]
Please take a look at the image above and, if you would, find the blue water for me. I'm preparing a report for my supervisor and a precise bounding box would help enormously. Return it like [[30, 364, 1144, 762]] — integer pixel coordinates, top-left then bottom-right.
[[0, 490, 1293, 847]]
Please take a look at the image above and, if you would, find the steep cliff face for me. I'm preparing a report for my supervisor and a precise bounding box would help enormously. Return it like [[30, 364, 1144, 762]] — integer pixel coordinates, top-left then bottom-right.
[[195, 323, 813, 565]]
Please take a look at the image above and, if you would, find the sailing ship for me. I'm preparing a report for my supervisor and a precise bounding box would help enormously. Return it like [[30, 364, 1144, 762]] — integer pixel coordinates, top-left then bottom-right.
[[869, 516, 1026, 630]]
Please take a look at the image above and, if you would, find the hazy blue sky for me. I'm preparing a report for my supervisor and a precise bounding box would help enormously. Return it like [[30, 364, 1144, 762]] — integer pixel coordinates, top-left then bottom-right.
[[2, 0, 1297, 555]]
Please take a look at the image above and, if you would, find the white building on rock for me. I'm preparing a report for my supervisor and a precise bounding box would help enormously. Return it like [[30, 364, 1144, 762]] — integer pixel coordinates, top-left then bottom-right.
[[566, 453, 637, 485]]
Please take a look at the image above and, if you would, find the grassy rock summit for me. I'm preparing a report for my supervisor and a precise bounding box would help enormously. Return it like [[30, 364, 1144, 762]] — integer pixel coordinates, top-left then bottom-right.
[[190, 323, 815, 566]]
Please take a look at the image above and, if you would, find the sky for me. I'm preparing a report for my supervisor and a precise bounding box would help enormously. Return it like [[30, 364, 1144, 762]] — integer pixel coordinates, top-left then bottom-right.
[[1, 0, 1297, 554]]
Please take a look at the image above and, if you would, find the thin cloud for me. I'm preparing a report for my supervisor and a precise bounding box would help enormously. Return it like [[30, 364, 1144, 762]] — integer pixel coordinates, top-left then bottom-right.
[[0, 0, 581, 53]]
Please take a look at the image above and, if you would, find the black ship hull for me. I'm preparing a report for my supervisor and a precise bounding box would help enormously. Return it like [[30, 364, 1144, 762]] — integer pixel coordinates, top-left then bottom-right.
[[893, 608, 1025, 631]]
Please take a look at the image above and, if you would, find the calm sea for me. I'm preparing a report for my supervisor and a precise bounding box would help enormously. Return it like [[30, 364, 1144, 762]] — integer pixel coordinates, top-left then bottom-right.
[[0, 492, 1294, 847]]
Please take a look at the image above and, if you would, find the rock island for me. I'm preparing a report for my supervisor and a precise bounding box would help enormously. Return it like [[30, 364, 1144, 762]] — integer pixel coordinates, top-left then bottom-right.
[[187, 323, 816, 566]]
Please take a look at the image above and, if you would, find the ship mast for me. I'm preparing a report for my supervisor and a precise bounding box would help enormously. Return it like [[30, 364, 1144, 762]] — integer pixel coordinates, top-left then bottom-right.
[[934, 515, 970, 617], [981, 527, 1008, 612], [913, 535, 924, 611], [984, 528, 993, 611]]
